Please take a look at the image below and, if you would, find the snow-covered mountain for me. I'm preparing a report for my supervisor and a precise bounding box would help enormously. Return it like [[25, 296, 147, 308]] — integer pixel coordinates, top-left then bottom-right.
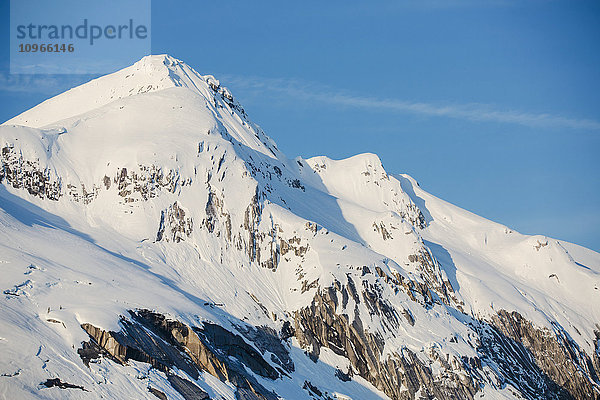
[[0, 55, 598, 400]]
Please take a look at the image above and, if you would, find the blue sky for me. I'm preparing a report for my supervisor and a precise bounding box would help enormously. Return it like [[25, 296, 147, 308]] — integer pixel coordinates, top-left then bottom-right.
[[1, 0, 599, 251]]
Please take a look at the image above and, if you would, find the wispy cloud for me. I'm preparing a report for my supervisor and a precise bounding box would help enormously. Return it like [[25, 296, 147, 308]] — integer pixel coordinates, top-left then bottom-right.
[[392, 0, 518, 9], [222, 75, 600, 131], [0, 73, 93, 95]]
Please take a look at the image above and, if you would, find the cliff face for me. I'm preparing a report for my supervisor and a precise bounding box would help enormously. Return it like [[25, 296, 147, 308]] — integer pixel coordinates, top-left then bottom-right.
[[294, 283, 478, 400], [72, 287, 599, 400], [488, 310, 600, 400], [293, 280, 598, 400], [79, 310, 281, 400], [1, 144, 62, 201], [1, 55, 599, 400]]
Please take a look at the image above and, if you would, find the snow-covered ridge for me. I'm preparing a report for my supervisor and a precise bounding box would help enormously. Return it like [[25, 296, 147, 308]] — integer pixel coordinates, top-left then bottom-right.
[[4, 55, 208, 129], [397, 173, 600, 345], [3, 54, 281, 161]]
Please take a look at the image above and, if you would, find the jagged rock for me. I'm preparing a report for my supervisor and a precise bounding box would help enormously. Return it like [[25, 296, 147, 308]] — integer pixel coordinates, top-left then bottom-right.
[[166, 374, 209, 400], [204, 190, 223, 234], [488, 310, 600, 400], [235, 324, 295, 373], [288, 178, 305, 191], [148, 387, 168, 400], [335, 368, 352, 382], [79, 310, 280, 400], [115, 165, 182, 202], [80, 323, 129, 365], [0, 145, 61, 200], [303, 380, 326, 398], [280, 236, 309, 258], [293, 277, 600, 400], [77, 339, 112, 367], [373, 221, 393, 240], [401, 308, 415, 326], [1, 143, 188, 205], [198, 322, 280, 379], [244, 192, 263, 262], [294, 284, 478, 400], [280, 321, 295, 341], [475, 319, 571, 400], [407, 247, 458, 307], [41, 378, 87, 391], [156, 201, 193, 242]]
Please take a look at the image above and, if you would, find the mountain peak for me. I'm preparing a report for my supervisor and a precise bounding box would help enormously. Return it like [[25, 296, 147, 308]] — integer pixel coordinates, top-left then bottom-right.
[[1, 53, 283, 158], [2, 54, 212, 129], [127, 54, 185, 85], [136, 53, 181, 67], [131, 54, 220, 92]]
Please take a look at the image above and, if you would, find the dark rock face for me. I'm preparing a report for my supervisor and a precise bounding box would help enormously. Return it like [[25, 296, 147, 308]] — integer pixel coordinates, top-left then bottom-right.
[[244, 192, 263, 263], [406, 202, 427, 230], [474, 319, 573, 400], [487, 310, 600, 400], [156, 201, 193, 242], [373, 221, 393, 241], [293, 278, 600, 400], [79, 310, 279, 400], [114, 165, 182, 202], [204, 190, 223, 234], [0, 145, 62, 200], [235, 324, 295, 374], [77, 338, 116, 367], [294, 283, 478, 400], [407, 248, 460, 308], [148, 387, 168, 400], [303, 380, 331, 399], [166, 374, 209, 400], [335, 368, 352, 382], [196, 322, 281, 380], [41, 378, 87, 391]]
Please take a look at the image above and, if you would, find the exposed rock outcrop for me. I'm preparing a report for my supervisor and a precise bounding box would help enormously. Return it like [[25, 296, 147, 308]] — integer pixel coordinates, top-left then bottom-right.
[[156, 201, 193, 243], [487, 310, 600, 400], [114, 165, 183, 203], [79, 310, 279, 400], [235, 324, 295, 374], [0, 145, 61, 200], [292, 279, 600, 400], [0, 143, 188, 205], [41, 378, 87, 391], [407, 247, 461, 308], [294, 283, 478, 400]]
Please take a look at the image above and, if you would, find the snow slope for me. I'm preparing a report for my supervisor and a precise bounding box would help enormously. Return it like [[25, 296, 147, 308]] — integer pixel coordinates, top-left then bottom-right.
[[396, 174, 600, 352], [0, 55, 598, 400]]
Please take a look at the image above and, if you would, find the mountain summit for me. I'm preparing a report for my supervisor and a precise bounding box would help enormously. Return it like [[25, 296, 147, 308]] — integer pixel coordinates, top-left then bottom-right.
[[1, 55, 599, 400]]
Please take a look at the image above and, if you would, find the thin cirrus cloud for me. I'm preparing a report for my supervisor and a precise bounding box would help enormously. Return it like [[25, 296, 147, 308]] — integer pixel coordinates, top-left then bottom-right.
[[222, 74, 600, 131], [2, 71, 598, 131], [0, 73, 92, 95]]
